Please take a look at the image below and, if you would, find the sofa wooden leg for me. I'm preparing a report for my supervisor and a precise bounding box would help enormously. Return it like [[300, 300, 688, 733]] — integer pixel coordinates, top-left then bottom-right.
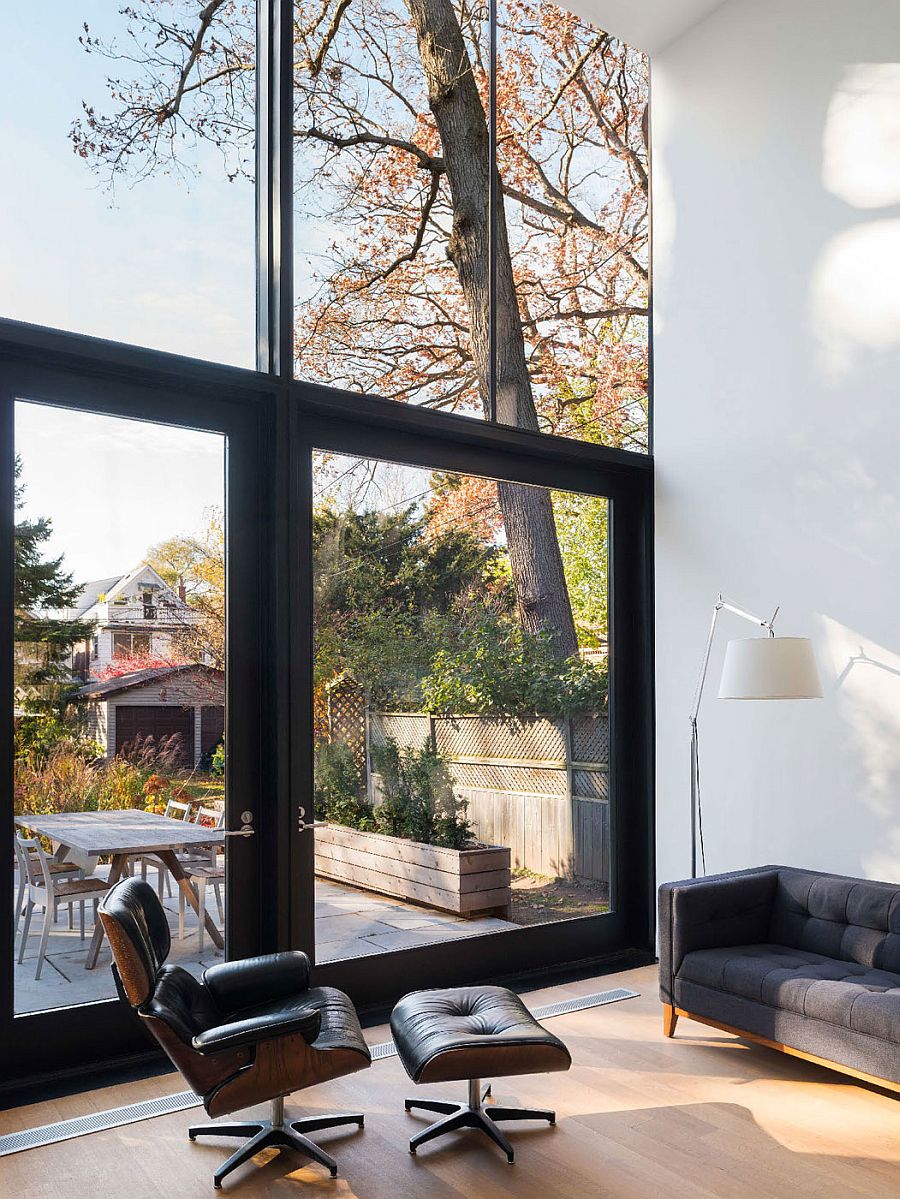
[[663, 1004, 678, 1038]]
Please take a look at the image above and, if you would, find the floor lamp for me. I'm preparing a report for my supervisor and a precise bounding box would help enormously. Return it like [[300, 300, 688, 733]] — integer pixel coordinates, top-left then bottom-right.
[[689, 595, 822, 878]]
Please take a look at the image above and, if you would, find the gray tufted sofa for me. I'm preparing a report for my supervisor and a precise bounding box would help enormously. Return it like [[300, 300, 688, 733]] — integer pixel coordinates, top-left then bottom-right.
[[659, 866, 900, 1089]]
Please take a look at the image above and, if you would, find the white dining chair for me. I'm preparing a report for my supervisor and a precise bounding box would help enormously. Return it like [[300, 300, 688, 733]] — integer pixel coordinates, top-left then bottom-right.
[[15, 835, 109, 980], [177, 805, 225, 948], [13, 835, 82, 935]]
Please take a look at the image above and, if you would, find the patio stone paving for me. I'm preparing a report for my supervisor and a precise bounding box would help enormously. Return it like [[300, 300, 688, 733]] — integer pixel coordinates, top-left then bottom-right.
[[314, 878, 517, 960], [12, 874, 517, 1012]]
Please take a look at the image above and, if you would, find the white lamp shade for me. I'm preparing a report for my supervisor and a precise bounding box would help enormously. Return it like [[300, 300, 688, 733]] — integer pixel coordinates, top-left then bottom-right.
[[718, 636, 823, 700]]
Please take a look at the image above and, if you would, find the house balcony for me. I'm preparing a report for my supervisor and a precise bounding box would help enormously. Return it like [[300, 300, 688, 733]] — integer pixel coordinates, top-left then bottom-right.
[[98, 601, 193, 628]]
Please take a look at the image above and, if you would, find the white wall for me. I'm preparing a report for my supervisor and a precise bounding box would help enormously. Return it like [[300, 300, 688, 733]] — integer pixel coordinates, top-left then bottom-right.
[[568, 0, 726, 54], [652, 0, 900, 887]]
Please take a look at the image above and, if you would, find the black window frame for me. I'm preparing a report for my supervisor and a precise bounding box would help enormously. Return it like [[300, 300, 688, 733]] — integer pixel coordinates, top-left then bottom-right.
[[286, 388, 655, 1009], [0, 0, 654, 1093]]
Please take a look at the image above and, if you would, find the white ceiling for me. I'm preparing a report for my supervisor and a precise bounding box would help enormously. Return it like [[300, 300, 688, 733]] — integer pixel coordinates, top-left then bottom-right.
[[564, 0, 727, 53]]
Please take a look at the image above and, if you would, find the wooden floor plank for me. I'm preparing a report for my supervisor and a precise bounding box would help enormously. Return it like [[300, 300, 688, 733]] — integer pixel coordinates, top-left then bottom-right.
[[2, 965, 898, 1197]]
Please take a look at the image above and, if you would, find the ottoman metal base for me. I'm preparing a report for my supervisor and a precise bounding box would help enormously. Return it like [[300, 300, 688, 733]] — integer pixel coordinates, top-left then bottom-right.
[[189, 1097, 364, 1188], [405, 1079, 555, 1163]]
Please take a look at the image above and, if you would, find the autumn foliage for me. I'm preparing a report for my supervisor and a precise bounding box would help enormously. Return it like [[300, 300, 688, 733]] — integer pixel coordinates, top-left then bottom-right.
[[70, 0, 648, 449], [94, 652, 185, 681]]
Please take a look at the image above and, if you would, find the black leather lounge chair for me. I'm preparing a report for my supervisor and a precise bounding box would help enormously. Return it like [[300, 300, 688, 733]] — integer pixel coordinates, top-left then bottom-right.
[[98, 878, 372, 1188]]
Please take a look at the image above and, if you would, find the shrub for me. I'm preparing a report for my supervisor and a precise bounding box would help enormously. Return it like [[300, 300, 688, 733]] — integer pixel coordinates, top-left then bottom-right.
[[371, 738, 472, 849], [14, 712, 102, 765], [14, 746, 98, 816], [13, 746, 145, 816], [421, 613, 608, 717], [313, 739, 373, 829], [209, 738, 225, 777]]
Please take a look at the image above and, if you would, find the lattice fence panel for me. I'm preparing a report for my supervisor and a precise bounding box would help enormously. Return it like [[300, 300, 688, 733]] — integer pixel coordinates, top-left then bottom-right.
[[573, 768, 609, 800], [326, 680, 367, 770], [450, 761, 568, 795], [435, 716, 566, 763], [370, 712, 431, 751], [572, 715, 610, 763]]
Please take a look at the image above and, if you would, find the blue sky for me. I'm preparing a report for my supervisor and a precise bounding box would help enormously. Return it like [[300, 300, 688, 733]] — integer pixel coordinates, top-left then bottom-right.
[[16, 401, 225, 586], [0, 2, 255, 368], [2, 6, 236, 584]]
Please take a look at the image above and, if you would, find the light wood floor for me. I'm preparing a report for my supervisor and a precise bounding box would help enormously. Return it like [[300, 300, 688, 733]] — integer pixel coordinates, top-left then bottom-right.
[[2, 964, 899, 1198]]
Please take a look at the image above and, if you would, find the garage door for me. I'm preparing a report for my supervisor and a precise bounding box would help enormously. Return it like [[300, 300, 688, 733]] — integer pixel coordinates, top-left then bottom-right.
[[114, 705, 195, 766]]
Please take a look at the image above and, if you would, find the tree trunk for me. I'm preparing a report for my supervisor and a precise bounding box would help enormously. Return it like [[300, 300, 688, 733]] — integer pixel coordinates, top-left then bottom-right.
[[406, 0, 578, 659]]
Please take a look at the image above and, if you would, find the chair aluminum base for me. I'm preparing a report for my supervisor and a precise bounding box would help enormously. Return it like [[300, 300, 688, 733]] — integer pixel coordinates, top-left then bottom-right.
[[405, 1079, 555, 1163], [188, 1097, 364, 1188]]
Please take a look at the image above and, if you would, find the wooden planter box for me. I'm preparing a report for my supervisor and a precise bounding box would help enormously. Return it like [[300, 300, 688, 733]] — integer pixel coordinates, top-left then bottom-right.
[[314, 824, 512, 918]]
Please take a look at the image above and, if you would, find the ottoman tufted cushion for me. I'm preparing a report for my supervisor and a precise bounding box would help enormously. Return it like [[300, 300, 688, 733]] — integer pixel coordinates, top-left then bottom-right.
[[390, 985, 572, 1084]]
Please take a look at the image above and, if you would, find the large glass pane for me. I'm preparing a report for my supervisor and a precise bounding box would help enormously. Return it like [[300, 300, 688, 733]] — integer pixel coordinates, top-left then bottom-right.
[[312, 450, 611, 962], [495, 1, 650, 450], [293, 0, 489, 418], [13, 402, 227, 1013], [0, 3, 255, 366]]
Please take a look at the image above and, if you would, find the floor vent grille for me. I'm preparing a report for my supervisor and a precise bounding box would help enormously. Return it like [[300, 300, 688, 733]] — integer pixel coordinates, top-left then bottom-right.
[[0, 984, 637, 1157], [0, 1090, 202, 1157]]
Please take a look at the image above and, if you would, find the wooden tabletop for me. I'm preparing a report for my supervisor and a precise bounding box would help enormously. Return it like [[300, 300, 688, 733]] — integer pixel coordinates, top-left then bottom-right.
[[15, 809, 226, 856]]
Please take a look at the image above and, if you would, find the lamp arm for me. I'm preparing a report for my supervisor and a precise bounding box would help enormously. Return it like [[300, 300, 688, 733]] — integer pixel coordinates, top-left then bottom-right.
[[689, 595, 778, 725]]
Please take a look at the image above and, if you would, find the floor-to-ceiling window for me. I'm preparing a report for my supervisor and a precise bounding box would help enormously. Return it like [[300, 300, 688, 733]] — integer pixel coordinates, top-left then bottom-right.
[[0, 0, 652, 1091]]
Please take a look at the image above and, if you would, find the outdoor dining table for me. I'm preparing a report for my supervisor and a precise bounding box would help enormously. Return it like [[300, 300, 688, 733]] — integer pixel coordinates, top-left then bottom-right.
[[15, 808, 226, 968]]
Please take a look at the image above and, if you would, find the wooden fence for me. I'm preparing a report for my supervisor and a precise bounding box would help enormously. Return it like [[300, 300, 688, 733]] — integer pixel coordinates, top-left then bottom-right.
[[367, 711, 609, 884]]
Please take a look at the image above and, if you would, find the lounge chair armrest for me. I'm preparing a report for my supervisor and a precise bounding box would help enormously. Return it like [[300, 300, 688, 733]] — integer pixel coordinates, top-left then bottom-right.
[[192, 1006, 321, 1055]]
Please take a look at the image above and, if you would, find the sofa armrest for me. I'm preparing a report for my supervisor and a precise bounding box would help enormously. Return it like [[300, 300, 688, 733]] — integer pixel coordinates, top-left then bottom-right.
[[202, 951, 311, 1015], [658, 868, 779, 1006], [192, 1006, 321, 1055]]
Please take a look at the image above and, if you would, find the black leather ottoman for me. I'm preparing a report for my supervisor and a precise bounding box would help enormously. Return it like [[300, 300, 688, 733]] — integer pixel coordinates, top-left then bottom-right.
[[390, 985, 571, 1162]]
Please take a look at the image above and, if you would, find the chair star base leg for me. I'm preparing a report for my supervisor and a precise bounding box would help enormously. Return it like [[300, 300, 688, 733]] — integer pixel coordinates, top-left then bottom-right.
[[404, 1086, 557, 1164], [188, 1110, 364, 1188]]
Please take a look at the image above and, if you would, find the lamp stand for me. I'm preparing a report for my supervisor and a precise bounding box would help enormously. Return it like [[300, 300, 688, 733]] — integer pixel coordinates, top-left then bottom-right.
[[689, 595, 777, 878]]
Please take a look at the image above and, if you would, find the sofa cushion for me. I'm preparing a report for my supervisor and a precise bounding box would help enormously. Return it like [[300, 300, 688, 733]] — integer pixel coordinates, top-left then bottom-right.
[[769, 869, 900, 972], [679, 943, 900, 1036]]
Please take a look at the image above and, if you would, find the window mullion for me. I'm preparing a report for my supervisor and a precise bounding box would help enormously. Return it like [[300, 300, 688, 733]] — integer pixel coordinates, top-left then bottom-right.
[[256, 0, 294, 378]]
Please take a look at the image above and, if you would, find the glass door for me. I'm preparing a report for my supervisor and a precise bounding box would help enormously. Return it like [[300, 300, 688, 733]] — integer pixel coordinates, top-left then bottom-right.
[[288, 416, 653, 1004], [12, 400, 228, 1013], [309, 450, 613, 963], [2, 367, 269, 1083]]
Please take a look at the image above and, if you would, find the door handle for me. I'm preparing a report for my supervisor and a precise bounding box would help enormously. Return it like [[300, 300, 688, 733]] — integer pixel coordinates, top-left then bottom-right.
[[224, 811, 255, 837], [297, 806, 323, 832]]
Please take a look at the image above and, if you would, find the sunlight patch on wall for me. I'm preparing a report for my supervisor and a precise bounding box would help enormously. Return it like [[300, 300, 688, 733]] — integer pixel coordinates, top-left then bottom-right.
[[823, 64, 900, 209], [818, 615, 900, 881], [810, 219, 900, 380]]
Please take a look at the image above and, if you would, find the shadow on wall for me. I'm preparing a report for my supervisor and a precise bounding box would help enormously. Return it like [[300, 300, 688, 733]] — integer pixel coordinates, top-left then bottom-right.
[[819, 615, 900, 882]]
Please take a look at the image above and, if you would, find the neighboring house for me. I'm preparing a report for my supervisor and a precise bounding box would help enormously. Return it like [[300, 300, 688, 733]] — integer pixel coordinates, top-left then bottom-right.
[[74, 664, 225, 768], [57, 564, 203, 680]]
